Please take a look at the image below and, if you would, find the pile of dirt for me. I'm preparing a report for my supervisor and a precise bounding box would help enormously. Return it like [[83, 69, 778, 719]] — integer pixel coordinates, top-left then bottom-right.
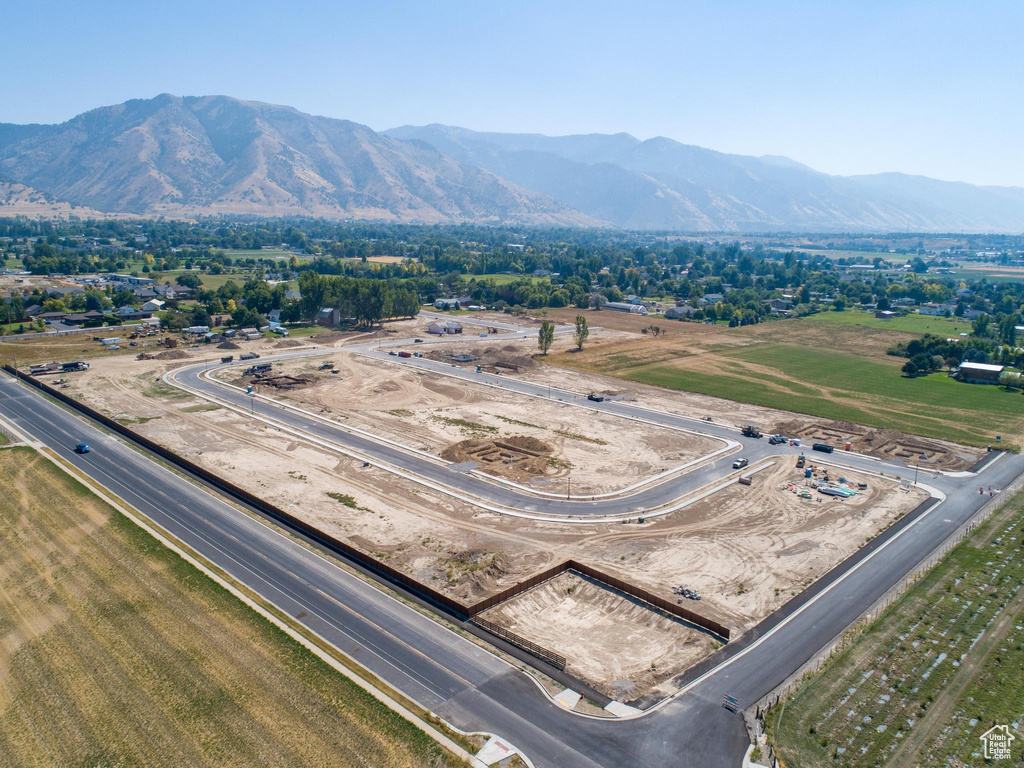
[[441, 435, 559, 482], [772, 418, 980, 471], [274, 339, 303, 349], [217, 341, 240, 349], [154, 350, 190, 360]]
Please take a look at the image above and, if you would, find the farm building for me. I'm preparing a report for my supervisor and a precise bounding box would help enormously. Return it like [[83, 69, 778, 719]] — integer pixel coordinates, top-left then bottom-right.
[[604, 302, 648, 315], [426, 320, 463, 335], [956, 362, 1005, 384], [875, 310, 897, 320], [316, 307, 342, 327]]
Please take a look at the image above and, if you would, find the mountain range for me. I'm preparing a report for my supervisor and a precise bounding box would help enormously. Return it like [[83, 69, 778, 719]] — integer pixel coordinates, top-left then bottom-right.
[[1, 94, 1022, 232]]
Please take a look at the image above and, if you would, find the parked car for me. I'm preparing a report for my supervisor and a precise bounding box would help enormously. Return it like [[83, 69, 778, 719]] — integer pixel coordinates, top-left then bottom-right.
[[732, 457, 749, 469], [74, 442, 91, 454], [414, 338, 424, 343]]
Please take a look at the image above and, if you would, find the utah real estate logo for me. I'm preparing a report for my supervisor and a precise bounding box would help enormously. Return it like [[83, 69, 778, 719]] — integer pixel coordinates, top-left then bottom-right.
[[980, 724, 1015, 760]]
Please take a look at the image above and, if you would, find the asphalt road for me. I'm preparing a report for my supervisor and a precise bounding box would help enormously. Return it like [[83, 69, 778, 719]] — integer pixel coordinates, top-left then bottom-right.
[[169, 331, 982, 521], [3, 319, 1021, 766]]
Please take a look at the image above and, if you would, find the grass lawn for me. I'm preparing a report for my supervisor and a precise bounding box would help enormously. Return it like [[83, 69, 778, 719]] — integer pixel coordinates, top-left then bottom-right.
[[809, 310, 974, 336], [766, 488, 1024, 768], [155, 271, 253, 291], [552, 318, 1024, 447], [466, 273, 550, 286], [0, 447, 460, 768]]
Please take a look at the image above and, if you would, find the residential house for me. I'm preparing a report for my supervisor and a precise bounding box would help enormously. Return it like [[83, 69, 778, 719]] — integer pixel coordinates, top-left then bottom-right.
[[426, 320, 463, 335], [141, 299, 165, 312], [664, 305, 697, 320]]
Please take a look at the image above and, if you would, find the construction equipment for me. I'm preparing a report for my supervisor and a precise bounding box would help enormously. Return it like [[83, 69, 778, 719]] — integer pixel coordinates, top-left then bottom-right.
[[796, 454, 806, 468], [243, 363, 272, 376], [240, 352, 260, 360], [741, 425, 762, 438], [221, 356, 234, 363]]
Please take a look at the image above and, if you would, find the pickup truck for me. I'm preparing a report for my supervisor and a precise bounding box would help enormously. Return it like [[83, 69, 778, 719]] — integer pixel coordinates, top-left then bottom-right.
[[74, 442, 91, 454]]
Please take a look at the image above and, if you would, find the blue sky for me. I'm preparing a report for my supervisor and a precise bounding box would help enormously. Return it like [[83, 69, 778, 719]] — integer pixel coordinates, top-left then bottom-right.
[[3, 0, 1022, 186]]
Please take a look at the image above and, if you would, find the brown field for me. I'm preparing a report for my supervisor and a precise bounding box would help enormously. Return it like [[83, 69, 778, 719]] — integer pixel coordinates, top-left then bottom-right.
[[0, 447, 458, 768], [47, 326, 929, 697]]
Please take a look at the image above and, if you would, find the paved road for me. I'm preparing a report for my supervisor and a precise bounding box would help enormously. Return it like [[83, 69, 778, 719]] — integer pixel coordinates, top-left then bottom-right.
[[169, 330, 981, 521], [3, 343, 1022, 768]]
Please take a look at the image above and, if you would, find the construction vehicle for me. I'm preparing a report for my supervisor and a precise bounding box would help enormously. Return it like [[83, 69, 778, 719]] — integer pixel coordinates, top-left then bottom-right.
[[244, 363, 272, 376], [741, 425, 762, 438], [221, 356, 234, 363], [240, 352, 260, 360], [796, 454, 806, 469], [812, 443, 835, 454]]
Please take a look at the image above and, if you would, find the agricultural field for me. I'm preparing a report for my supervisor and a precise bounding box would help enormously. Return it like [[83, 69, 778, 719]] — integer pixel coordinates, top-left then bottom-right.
[[765, 489, 1024, 768], [807, 309, 974, 336], [551, 314, 1024, 447], [0, 447, 459, 768]]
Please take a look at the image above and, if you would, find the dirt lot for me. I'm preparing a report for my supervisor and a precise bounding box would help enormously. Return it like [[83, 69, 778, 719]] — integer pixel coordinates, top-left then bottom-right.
[[0, 447, 457, 768], [480, 571, 719, 699], [229, 350, 719, 495], [34, 315, 934, 698]]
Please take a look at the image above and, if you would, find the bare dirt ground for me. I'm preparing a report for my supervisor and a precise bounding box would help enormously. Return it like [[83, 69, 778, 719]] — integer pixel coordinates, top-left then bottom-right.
[[479, 572, 719, 699], [232, 350, 718, 495], [42, 316, 932, 698], [462, 327, 982, 471]]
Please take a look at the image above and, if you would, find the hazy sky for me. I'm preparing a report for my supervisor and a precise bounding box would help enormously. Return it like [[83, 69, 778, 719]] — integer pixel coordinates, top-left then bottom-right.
[[4, 1, 1023, 186]]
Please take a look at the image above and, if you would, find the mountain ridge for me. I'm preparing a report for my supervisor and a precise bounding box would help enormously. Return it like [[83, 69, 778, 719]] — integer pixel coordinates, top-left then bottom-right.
[[0, 94, 601, 226], [1, 95, 1022, 232]]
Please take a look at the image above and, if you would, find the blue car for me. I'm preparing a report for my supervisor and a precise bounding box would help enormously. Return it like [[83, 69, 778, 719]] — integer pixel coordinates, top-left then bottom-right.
[[74, 442, 91, 454]]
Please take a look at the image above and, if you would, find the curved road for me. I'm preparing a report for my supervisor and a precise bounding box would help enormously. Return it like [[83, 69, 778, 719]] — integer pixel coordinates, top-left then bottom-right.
[[2, 316, 1021, 767]]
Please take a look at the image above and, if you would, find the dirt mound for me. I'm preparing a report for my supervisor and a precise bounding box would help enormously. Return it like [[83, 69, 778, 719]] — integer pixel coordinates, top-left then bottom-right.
[[441, 435, 559, 482], [154, 350, 190, 360], [274, 339, 303, 349], [772, 418, 980, 471], [217, 341, 240, 349], [500, 435, 551, 453]]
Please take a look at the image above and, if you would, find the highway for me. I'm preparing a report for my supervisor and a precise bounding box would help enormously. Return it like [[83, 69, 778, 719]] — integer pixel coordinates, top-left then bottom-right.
[[2, 318, 1021, 766]]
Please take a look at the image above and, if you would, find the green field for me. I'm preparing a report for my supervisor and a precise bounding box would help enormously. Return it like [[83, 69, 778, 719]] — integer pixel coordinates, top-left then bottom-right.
[[555, 315, 1024, 447], [766, 489, 1024, 768], [466, 273, 550, 286], [0, 447, 460, 768], [622, 344, 1023, 446], [809, 310, 974, 336]]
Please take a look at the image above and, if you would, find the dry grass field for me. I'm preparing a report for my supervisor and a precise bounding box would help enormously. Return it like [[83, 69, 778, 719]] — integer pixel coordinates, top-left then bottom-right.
[[0, 447, 460, 768]]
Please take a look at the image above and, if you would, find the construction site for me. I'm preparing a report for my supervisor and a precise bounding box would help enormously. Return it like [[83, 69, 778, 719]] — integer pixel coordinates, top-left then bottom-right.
[[35, 315, 937, 700]]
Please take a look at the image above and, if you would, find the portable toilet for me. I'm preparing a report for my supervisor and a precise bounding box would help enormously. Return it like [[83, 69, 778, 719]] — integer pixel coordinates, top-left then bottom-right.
[[805, 468, 812, 479]]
